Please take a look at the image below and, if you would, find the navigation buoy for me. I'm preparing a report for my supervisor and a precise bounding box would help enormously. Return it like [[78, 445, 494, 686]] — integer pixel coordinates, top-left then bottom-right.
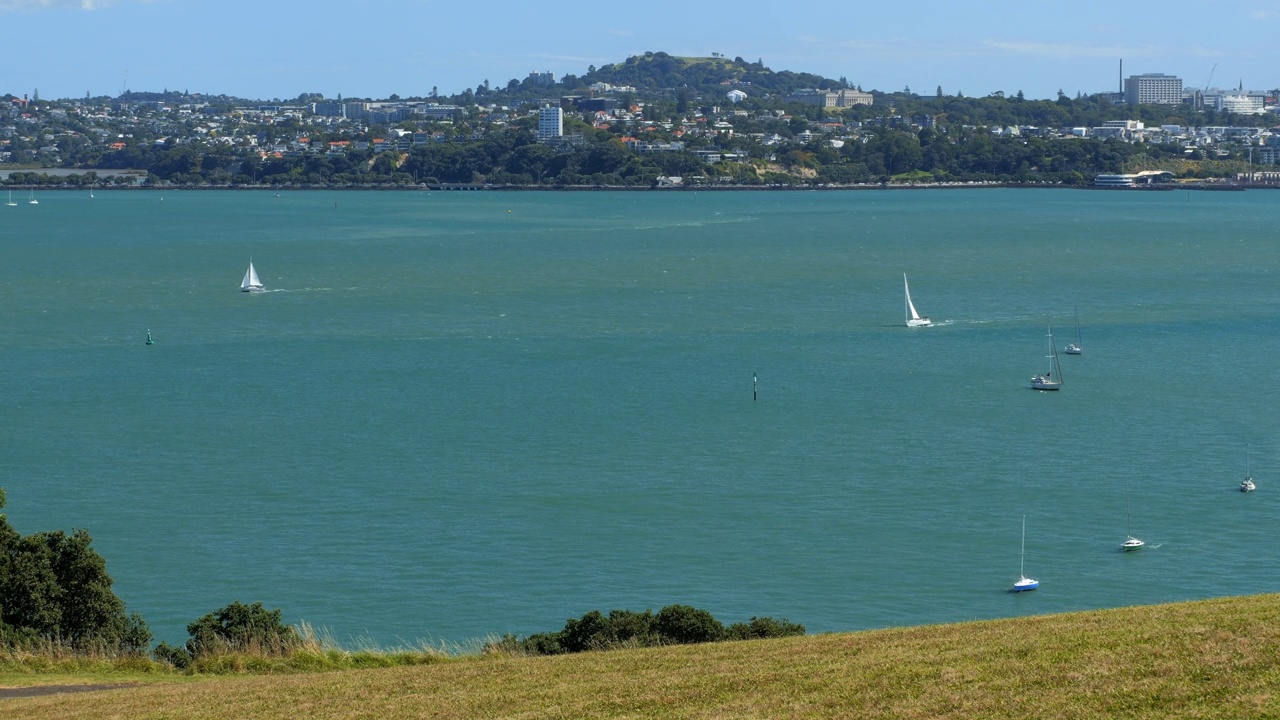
[[145, 330, 155, 345]]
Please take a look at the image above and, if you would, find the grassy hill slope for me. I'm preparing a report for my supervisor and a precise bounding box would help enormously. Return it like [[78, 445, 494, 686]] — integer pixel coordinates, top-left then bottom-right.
[[5, 594, 1280, 719]]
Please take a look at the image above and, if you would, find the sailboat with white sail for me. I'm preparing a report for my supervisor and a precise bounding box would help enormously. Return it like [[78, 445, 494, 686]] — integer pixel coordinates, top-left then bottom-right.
[[5, 191, 15, 207], [1241, 444, 1256, 493], [1064, 306, 1082, 355], [1013, 515, 1038, 592], [241, 260, 265, 293], [27, 189, 38, 205], [903, 273, 931, 327], [1122, 487, 1144, 551], [1030, 324, 1063, 390]]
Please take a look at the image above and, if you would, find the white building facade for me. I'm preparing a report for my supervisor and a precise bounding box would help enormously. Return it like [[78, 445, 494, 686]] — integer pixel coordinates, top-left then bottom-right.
[[537, 106, 563, 141], [1124, 74, 1183, 105]]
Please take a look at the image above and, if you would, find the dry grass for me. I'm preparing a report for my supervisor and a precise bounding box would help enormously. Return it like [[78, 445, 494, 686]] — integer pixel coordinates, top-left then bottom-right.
[[5, 595, 1280, 719]]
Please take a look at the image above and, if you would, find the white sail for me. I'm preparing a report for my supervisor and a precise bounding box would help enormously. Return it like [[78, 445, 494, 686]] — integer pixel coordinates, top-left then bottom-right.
[[1013, 515, 1038, 591], [1064, 306, 1082, 354], [904, 273, 931, 327], [1030, 324, 1063, 390], [241, 261, 264, 292]]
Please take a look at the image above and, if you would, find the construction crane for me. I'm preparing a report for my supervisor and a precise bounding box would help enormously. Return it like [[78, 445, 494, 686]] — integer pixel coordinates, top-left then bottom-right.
[[1202, 63, 1217, 110]]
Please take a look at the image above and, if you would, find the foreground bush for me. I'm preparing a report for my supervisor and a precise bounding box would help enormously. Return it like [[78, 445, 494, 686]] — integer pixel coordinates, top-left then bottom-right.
[[148, 616, 452, 674], [486, 604, 804, 655], [153, 601, 301, 668], [0, 487, 151, 654]]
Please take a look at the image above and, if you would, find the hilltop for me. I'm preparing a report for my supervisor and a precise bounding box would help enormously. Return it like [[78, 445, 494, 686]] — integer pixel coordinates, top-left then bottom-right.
[[5, 594, 1280, 719], [584, 52, 843, 97]]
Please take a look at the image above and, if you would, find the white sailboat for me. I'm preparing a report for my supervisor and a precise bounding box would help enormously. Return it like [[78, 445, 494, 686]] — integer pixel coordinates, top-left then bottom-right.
[[1241, 444, 1256, 493], [27, 189, 38, 205], [1064, 306, 1083, 355], [1122, 488, 1144, 551], [241, 260, 265, 293], [1030, 324, 1063, 390], [1013, 515, 1038, 592], [5, 191, 15, 207], [903, 273, 931, 327]]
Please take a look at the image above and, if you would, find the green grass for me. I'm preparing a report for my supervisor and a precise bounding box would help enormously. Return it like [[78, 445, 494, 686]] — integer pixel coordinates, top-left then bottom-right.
[[0, 623, 453, 683], [891, 170, 938, 183], [4, 595, 1280, 718]]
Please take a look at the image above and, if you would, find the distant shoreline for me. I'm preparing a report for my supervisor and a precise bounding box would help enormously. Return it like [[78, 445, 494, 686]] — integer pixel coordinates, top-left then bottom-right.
[[1, 181, 1273, 192]]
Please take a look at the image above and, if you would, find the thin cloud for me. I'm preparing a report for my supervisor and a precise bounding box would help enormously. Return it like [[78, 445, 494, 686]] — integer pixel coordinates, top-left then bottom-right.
[[1235, 0, 1280, 19], [525, 53, 607, 67], [983, 39, 1154, 59], [0, 0, 115, 9]]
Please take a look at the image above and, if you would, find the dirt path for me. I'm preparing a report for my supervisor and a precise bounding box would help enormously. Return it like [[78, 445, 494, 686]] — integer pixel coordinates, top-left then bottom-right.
[[0, 683, 134, 699]]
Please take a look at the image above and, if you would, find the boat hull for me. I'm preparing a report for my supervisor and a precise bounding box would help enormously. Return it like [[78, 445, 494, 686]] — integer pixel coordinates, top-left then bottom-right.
[[1030, 377, 1061, 390], [1063, 345, 1082, 355], [1122, 538, 1144, 551], [1013, 578, 1039, 592], [906, 318, 932, 328]]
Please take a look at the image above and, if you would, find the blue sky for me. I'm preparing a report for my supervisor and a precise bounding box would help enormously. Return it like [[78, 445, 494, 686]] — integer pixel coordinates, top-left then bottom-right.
[[5, 0, 1280, 101]]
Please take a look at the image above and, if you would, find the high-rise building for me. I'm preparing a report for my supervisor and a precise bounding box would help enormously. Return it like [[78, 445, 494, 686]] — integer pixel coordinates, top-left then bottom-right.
[[527, 71, 556, 87], [537, 106, 563, 141], [1124, 73, 1183, 105]]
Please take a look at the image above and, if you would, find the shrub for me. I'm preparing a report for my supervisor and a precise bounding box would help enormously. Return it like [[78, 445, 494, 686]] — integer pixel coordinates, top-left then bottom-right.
[[485, 605, 803, 656], [655, 605, 725, 644], [726, 616, 806, 641], [153, 641, 192, 669], [185, 601, 299, 657]]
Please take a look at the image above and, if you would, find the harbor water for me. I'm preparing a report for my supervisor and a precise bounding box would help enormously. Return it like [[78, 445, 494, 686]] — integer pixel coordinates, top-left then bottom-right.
[[1, 187, 1278, 646]]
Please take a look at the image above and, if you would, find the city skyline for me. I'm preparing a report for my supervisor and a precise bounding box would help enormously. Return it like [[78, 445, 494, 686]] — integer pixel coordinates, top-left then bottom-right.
[[4, 0, 1280, 102]]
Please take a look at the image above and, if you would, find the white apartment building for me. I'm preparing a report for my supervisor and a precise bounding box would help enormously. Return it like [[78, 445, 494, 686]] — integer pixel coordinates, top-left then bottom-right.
[[537, 106, 563, 141], [1124, 74, 1183, 105], [1217, 94, 1265, 114]]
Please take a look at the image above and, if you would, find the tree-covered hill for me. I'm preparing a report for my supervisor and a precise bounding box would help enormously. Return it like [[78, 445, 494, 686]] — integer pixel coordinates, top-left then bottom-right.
[[584, 52, 843, 96]]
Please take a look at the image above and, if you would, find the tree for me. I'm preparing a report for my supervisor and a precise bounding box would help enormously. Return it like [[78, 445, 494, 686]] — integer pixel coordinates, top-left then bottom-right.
[[726, 616, 805, 640], [0, 487, 150, 652], [185, 601, 298, 656], [655, 604, 724, 644]]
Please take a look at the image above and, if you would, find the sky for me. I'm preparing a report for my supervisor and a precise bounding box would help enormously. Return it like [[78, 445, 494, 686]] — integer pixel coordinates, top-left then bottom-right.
[[4, 0, 1280, 102]]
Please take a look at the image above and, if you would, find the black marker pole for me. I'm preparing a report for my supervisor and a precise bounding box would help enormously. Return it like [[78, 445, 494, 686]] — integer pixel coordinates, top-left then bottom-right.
[[753, 372, 758, 402]]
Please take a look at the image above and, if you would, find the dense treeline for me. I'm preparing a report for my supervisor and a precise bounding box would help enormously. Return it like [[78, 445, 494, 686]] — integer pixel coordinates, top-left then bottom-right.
[[486, 605, 805, 656], [2, 132, 1218, 189]]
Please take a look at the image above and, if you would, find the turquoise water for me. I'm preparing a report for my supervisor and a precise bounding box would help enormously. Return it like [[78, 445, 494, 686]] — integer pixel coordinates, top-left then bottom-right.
[[2, 188, 1278, 647]]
